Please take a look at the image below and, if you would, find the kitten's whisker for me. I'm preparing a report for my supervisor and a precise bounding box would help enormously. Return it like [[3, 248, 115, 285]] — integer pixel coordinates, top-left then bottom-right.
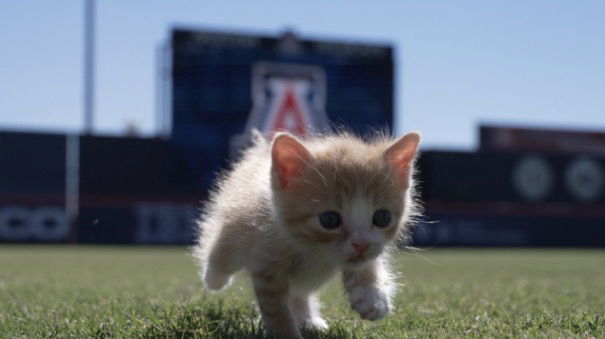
[[400, 246, 439, 266], [299, 155, 329, 188], [300, 179, 319, 187], [391, 281, 405, 288], [382, 172, 391, 185]]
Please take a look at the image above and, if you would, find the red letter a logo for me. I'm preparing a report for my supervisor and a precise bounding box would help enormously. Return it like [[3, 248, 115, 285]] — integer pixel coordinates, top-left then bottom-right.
[[270, 83, 308, 136]]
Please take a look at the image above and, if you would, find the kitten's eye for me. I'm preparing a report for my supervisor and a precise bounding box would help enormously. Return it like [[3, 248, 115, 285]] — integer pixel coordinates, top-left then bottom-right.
[[319, 211, 341, 229], [373, 209, 391, 228]]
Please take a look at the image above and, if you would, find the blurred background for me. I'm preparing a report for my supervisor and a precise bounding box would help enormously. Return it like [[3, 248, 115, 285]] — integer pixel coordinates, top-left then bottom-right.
[[1, 1, 604, 246]]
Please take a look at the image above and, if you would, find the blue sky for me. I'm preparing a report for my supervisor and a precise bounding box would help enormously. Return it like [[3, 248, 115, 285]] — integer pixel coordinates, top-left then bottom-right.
[[1, 1, 604, 149]]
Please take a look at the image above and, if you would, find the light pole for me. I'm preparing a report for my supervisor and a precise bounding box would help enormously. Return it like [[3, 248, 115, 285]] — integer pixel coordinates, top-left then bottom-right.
[[67, 0, 95, 242]]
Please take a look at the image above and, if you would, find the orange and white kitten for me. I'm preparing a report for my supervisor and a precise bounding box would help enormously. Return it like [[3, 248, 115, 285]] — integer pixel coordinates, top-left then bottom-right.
[[194, 131, 420, 338]]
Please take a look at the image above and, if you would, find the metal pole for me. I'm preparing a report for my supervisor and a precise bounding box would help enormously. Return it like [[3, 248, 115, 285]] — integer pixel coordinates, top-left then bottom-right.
[[67, 0, 94, 242], [83, 0, 95, 134], [65, 134, 80, 243]]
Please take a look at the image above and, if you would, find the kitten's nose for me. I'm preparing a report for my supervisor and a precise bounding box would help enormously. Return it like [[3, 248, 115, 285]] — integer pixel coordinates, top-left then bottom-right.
[[352, 242, 369, 254]]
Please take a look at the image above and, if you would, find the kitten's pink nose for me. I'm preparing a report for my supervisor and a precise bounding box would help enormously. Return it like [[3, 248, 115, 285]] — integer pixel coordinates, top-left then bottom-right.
[[352, 242, 369, 254]]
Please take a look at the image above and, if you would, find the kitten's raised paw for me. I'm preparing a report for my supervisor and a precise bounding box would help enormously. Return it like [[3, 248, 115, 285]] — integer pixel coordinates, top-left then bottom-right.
[[349, 286, 392, 321]]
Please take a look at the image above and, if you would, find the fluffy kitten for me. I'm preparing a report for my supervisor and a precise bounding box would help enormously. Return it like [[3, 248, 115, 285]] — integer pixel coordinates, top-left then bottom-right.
[[194, 131, 420, 338]]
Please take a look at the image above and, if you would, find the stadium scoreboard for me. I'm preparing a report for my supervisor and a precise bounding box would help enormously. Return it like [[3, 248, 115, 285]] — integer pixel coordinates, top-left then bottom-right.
[[169, 29, 394, 193]]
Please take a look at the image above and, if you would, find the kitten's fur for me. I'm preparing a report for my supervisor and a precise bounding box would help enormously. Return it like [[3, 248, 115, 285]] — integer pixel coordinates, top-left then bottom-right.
[[194, 131, 420, 338]]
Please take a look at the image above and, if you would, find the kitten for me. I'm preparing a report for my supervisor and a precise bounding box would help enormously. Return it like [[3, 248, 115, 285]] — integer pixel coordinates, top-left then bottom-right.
[[194, 130, 420, 338]]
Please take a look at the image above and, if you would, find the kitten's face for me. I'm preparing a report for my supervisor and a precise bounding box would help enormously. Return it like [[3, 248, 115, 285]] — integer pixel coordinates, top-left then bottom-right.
[[311, 187, 404, 266], [271, 132, 420, 266]]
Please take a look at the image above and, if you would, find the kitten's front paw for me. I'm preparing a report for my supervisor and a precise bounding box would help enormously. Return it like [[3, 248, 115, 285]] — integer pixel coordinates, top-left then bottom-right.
[[349, 286, 392, 320], [303, 317, 329, 331]]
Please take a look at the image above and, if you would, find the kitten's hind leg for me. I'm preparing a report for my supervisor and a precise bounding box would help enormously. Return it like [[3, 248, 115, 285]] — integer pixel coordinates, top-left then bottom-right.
[[290, 291, 328, 331], [252, 272, 302, 338]]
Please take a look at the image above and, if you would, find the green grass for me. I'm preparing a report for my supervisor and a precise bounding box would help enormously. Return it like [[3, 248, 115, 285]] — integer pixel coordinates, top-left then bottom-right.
[[0, 246, 603, 338]]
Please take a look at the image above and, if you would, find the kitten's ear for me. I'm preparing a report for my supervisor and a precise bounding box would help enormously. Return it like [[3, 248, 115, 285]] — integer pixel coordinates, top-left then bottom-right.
[[271, 133, 311, 189], [384, 132, 421, 188]]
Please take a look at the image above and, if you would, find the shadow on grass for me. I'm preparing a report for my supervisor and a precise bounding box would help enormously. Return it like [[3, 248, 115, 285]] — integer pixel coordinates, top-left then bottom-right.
[[141, 300, 355, 339]]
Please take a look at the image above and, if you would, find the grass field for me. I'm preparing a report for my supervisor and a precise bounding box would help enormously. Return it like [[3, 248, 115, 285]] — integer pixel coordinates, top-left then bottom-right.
[[0, 246, 603, 338]]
